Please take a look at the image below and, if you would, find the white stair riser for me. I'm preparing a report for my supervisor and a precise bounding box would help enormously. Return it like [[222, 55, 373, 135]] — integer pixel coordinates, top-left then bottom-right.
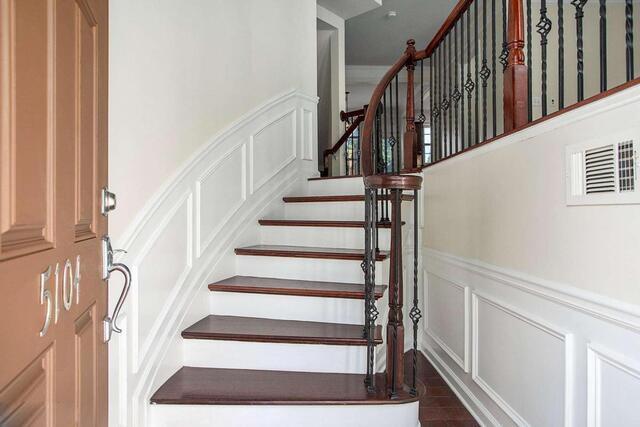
[[149, 403, 420, 427], [183, 340, 368, 373], [209, 292, 371, 324], [236, 255, 388, 284], [284, 201, 365, 221], [306, 177, 365, 195], [260, 226, 391, 250]]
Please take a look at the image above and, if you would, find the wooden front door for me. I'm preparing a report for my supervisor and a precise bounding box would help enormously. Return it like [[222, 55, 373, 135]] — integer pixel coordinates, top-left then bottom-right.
[[0, 0, 109, 425]]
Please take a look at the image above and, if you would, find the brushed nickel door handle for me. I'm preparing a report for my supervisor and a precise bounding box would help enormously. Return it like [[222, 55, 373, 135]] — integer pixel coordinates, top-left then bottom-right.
[[102, 235, 131, 343]]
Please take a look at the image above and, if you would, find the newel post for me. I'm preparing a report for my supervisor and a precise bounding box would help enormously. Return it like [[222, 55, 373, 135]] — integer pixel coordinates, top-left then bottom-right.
[[503, 0, 528, 131], [403, 39, 418, 170]]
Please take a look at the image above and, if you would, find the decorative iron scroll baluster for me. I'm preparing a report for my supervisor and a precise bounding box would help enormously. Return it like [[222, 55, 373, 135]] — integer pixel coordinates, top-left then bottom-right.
[[395, 75, 400, 172], [363, 187, 378, 392], [558, 0, 565, 108], [481, 0, 491, 141], [386, 188, 404, 397], [461, 13, 466, 150], [626, 0, 634, 81], [500, 0, 509, 70], [600, 0, 607, 91], [572, 0, 587, 101], [448, 32, 453, 156], [492, 0, 497, 137], [537, 0, 552, 117], [442, 38, 449, 157], [465, 8, 475, 149], [526, 0, 533, 120], [409, 189, 422, 396], [453, 23, 461, 153], [474, 0, 480, 145], [434, 47, 441, 161]]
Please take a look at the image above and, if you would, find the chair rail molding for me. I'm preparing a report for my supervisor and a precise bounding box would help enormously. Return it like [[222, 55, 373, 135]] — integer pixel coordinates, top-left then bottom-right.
[[107, 90, 318, 427], [421, 247, 640, 427]]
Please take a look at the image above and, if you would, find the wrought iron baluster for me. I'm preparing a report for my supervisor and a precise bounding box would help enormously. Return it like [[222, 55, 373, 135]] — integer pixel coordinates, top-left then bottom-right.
[[443, 38, 449, 157], [526, 0, 533, 120], [395, 74, 400, 172], [465, 9, 475, 149], [461, 13, 466, 149], [626, 0, 634, 81], [448, 32, 453, 156], [474, 0, 480, 145], [599, 0, 607, 91], [537, 0, 552, 117], [500, 0, 509, 70], [453, 22, 461, 153], [492, 0, 497, 137], [559, 0, 565, 108], [409, 189, 422, 396], [481, 0, 491, 141], [572, 0, 587, 101]]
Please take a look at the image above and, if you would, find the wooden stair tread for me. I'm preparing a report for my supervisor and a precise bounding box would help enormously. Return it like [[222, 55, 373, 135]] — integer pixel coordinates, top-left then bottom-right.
[[258, 219, 395, 228], [182, 315, 382, 346], [308, 175, 362, 181], [209, 276, 386, 299], [283, 194, 414, 203], [234, 245, 388, 261], [150, 367, 420, 405]]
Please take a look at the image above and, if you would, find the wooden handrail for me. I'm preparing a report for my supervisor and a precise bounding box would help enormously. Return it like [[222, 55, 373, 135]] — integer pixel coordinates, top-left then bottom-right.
[[323, 114, 364, 158], [424, 0, 474, 56], [340, 106, 367, 122]]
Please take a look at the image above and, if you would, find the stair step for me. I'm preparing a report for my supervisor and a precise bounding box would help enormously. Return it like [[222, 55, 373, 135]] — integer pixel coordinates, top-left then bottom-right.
[[209, 276, 386, 300], [283, 194, 414, 203], [258, 219, 393, 228], [307, 175, 362, 181], [181, 315, 382, 346], [234, 245, 388, 261], [150, 367, 420, 405]]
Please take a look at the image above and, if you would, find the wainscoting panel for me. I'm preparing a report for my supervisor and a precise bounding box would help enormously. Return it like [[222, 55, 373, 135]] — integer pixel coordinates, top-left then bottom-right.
[[108, 90, 318, 426], [421, 248, 640, 427], [425, 272, 469, 372], [587, 344, 640, 427]]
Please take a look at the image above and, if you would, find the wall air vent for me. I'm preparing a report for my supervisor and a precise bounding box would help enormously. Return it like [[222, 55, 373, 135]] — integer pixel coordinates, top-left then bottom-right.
[[566, 133, 639, 205]]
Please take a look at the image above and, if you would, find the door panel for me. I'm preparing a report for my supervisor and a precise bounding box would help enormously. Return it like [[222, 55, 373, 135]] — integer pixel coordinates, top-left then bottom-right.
[[0, 0, 108, 425], [0, 0, 55, 260]]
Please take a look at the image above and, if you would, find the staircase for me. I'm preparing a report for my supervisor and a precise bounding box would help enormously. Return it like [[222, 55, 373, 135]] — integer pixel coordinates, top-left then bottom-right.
[[149, 175, 421, 427]]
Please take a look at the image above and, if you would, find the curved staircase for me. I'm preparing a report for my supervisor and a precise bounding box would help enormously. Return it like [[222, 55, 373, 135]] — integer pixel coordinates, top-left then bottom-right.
[[149, 175, 422, 427]]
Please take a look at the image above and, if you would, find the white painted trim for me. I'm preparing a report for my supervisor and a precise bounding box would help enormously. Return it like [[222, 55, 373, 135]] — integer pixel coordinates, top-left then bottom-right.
[[424, 247, 640, 332], [115, 89, 317, 249], [424, 271, 470, 372], [470, 291, 574, 427], [587, 343, 640, 427], [419, 339, 498, 427]]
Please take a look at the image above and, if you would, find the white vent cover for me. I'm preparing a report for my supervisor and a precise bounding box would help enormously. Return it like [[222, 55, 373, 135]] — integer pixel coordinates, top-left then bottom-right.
[[566, 133, 639, 205]]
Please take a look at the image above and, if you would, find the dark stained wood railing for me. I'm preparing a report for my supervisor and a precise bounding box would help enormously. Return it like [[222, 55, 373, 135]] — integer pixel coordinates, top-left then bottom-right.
[[322, 106, 367, 177]]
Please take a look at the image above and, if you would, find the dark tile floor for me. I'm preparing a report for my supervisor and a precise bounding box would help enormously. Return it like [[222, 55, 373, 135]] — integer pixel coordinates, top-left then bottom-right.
[[404, 351, 480, 427]]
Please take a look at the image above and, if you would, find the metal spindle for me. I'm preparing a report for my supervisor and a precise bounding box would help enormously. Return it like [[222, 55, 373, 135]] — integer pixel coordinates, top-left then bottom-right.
[[626, 0, 634, 81], [454, 22, 461, 153], [461, 13, 466, 149], [572, 0, 587, 101], [538, 0, 552, 117], [443, 37, 449, 157], [492, 0, 497, 136], [500, 0, 509, 70], [600, 0, 607, 91], [448, 32, 453, 156], [527, 0, 533, 120], [559, 0, 565, 108], [481, 0, 490, 141], [474, 0, 480, 145], [409, 188, 422, 396], [465, 9, 474, 149], [395, 75, 400, 172]]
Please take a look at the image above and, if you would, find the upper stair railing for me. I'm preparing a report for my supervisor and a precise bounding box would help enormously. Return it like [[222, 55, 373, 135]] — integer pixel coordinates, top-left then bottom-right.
[[359, 0, 640, 399]]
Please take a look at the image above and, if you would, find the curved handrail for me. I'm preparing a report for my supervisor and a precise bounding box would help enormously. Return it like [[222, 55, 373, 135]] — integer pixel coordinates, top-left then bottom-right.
[[360, 51, 412, 178]]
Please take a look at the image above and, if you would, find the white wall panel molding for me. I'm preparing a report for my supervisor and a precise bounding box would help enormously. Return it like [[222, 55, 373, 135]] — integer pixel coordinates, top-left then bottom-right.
[[424, 272, 470, 372], [422, 248, 640, 426], [425, 247, 640, 333], [107, 91, 317, 427], [587, 343, 640, 427], [471, 292, 573, 427]]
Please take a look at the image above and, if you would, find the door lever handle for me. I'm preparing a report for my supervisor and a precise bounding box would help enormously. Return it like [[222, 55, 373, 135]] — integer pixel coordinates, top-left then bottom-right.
[[102, 235, 132, 343]]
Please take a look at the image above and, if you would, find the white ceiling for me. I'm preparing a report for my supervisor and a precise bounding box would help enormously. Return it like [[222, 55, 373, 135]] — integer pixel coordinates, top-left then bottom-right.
[[346, 0, 457, 65], [317, 0, 383, 19]]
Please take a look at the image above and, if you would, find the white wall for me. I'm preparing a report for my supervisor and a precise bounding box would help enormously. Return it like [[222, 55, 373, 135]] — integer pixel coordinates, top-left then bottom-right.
[[109, 0, 317, 243], [420, 85, 640, 426]]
